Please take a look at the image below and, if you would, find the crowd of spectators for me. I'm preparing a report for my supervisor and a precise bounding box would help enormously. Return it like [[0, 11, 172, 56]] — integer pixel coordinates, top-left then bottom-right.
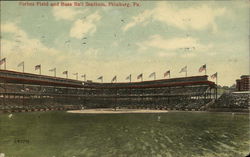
[[0, 81, 215, 112], [211, 92, 249, 110]]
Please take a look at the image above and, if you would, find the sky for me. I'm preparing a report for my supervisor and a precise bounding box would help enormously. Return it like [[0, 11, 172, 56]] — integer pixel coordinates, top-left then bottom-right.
[[0, 1, 249, 86]]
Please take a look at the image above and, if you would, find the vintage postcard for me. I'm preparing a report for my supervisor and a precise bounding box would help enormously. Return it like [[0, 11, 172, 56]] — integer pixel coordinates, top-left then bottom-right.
[[0, 0, 249, 157]]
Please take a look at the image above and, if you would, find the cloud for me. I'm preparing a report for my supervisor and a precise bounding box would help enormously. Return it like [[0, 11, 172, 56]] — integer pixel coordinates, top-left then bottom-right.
[[2, 23, 60, 56], [123, 2, 226, 31], [1, 22, 62, 71], [52, 7, 101, 39], [1, 22, 104, 78], [137, 35, 210, 52], [158, 51, 176, 57], [52, 7, 87, 21], [70, 12, 101, 39], [123, 10, 152, 31], [2, 22, 26, 37]]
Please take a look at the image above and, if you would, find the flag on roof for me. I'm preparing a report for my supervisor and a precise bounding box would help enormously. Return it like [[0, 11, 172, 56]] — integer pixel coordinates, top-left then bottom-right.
[[126, 74, 131, 80], [62, 71, 68, 75], [199, 64, 206, 72], [211, 72, 217, 79], [49, 68, 56, 72], [179, 66, 187, 73], [137, 73, 143, 79], [17, 61, 24, 67], [81, 74, 86, 78], [35, 64, 41, 70], [164, 70, 170, 77], [111, 76, 117, 82], [149, 72, 156, 78], [97, 76, 103, 80], [0, 58, 6, 65]]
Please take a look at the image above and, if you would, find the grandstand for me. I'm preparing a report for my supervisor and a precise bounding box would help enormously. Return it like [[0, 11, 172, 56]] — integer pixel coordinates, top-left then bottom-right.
[[209, 91, 249, 112], [0, 69, 217, 113]]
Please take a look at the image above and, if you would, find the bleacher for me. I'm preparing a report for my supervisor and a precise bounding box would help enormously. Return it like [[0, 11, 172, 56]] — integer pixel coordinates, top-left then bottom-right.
[[211, 92, 249, 110], [0, 69, 217, 112]]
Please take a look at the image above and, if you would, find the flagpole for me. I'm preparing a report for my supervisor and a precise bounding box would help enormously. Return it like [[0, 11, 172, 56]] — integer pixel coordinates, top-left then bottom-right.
[[23, 62, 24, 73], [54, 68, 56, 77], [39, 65, 41, 75], [22, 62, 25, 106], [0, 45, 1, 70], [186, 66, 188, 77], [130, 75, 131, 83], [216, 73, 218, 85], [0, 49, 1, 70]]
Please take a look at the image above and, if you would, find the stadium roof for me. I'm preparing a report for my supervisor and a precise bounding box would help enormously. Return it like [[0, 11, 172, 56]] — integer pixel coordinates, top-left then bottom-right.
[[0, 69, 216, 89]]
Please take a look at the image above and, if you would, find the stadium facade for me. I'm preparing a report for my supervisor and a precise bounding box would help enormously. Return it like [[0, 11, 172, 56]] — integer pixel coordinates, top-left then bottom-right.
[[0, 69, 217, 113]]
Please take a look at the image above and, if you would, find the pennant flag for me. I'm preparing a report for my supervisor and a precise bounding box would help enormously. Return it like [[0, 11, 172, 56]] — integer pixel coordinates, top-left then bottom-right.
[[0, 58, 6, 65], [211, 72, 217, 79], [126, 74, 131, 80], [81, 74, 86, 78], [49, 68, 56, 72], [73, 73, 78, 80], [97, 76, 103, 80], [62, 71, 68, 75], [149, 72, 156, 78], [199, 64, 206, 72], [81, 74, 86, 81], [35, 64, 41, 70], [137, 73, 143, 80], [111, 76, 117, 82], [179, 66, 187, 73], [17, 61, 24, 67], [164, 70, 170, 77]]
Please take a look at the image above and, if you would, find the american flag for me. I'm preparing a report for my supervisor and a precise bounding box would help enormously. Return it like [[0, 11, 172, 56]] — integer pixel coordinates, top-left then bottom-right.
[[211, 72, 217, 79], [17, 61, 24, 67], [179, 66, 187, 73], [164, 70, 170, 77], [0, 58, 6, 65], [137, 73, 143, 79], [199, 64, 206, 72], [81, 74, 86, 78], [35, 64, 41, 70], [149, 72, 156, 78], [97, 76, 103, 80], [126, 74, 131, 80], [49, 68, 56, 72], [62, 71, 68, 75]]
